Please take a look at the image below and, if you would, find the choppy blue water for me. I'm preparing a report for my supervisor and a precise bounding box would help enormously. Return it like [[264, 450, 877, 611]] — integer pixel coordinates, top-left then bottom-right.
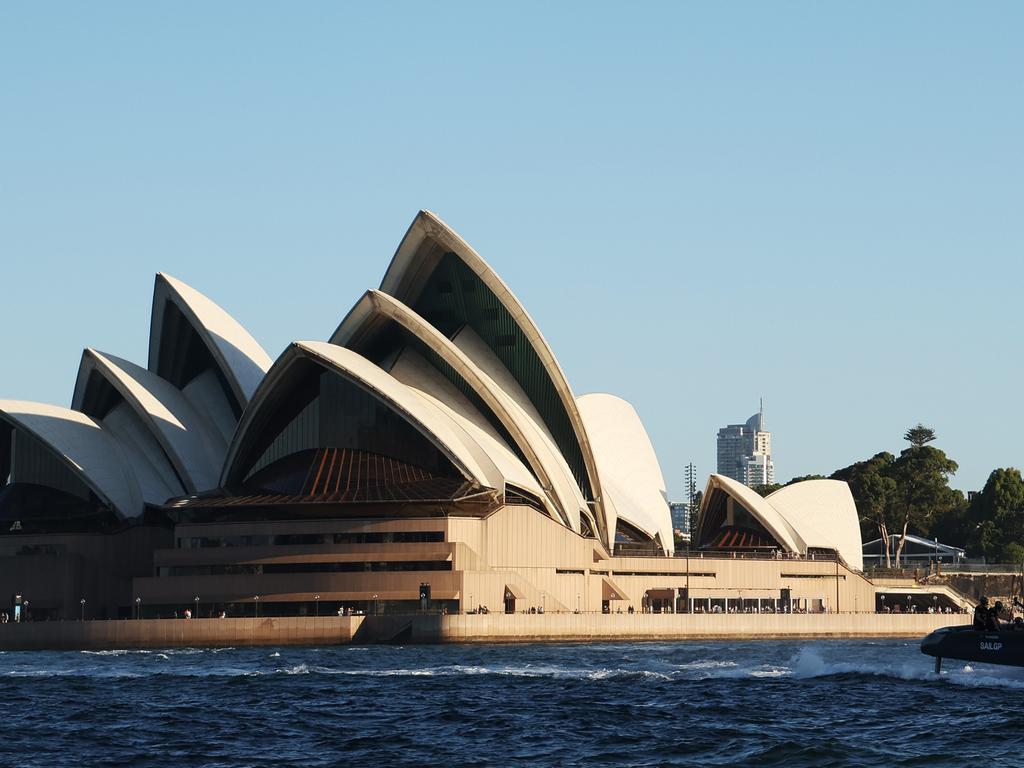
[[0, 639, 1020, 767]]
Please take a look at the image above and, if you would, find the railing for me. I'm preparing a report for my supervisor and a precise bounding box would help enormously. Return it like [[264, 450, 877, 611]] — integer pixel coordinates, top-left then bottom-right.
[[940, 563, 1024, 574], [671, 549, 839, 563]]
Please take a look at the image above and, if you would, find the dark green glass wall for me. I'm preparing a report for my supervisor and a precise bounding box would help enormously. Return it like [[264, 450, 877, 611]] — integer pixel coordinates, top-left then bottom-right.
[[410, 252, 592, 500]]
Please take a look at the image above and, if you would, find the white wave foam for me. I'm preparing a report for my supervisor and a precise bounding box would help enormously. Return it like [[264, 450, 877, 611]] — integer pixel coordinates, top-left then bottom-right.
[[674, 660, 739, 671], [269, 652, 280, 658], [80, 649, 152, 656], [780, 646, 1024, 690]]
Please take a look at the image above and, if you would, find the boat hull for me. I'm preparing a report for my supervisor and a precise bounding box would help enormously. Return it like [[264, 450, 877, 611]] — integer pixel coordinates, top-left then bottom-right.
[[921, 625, 1024, 668]]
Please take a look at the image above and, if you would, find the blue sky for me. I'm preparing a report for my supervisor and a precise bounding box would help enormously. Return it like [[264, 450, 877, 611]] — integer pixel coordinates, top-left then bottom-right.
[[2, 3, 1022, 497]]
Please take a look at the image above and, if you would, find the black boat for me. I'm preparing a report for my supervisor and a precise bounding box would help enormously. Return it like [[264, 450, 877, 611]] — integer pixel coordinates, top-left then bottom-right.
[[921, 624, 1024, 672]]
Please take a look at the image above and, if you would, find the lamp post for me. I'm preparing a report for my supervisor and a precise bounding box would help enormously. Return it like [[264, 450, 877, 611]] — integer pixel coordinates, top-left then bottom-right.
[[134, 596, 141, 620], [194, 596, 200, 619], [314, 594, 320, 617], [541, 592, 545, 614], [254, 595, 260, 618], [80, 598, 86, 622], [576, 593, 581, 614], [371, 594, 379, 616]]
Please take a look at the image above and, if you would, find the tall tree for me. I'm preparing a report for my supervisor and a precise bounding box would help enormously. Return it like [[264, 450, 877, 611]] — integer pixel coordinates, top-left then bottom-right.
[[904, 424, 937, 448], [888, 444, 960, 565]]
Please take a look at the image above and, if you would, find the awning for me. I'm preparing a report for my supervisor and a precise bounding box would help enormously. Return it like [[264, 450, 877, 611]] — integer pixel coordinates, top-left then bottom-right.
[[504, 584, 525, 600], [602, 577, 628, 601], [645, 588, 676, 600]]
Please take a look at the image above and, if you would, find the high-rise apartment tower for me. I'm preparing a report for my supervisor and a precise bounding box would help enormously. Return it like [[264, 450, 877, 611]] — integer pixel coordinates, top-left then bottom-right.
[[716, 400, 774, 487]]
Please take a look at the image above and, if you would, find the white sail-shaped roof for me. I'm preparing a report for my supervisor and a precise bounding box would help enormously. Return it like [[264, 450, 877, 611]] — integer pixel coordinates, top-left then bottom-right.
[[149, 273, 272, 410], [72, 349, 227, 494], [0, 400, 143, 518], [377, 210, 607, 545], [700, 474, 803, 554], [576, 393, 673, 554], [223, 341, 511, 492], [388, 348, 544, 500], [330, 289, 586, 530], [767, 480, 863, 570], [698, 474, 863, 569]]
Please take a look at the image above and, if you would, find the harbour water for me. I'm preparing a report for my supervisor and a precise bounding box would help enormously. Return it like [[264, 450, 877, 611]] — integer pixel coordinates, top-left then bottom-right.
[[1, 639, 1021, 767]]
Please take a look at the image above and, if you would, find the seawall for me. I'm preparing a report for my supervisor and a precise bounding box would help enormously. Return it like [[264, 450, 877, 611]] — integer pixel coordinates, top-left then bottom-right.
[[406, 612, 968, 643], [0, 612, 967, 650], [0, 616, 364, 650]]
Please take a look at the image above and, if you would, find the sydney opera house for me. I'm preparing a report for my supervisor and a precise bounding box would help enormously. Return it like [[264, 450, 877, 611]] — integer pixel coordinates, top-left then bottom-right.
[[0, 211, 912, 621]]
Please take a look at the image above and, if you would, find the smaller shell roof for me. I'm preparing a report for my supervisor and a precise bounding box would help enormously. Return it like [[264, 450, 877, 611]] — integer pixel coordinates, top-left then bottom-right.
[[149, 273, 272, 407], [701, 474, 863, 569], [0, 400, 142, 518], [766, 480, 863, 570], [703, 474, 803, 554], [72, 349, 227, 494], [577, 393, 673, 554]]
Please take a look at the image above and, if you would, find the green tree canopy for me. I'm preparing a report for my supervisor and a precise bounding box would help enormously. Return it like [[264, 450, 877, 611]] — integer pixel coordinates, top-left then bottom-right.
[[968, 468, 1024, 562], [786, 474, 827, 485], [904, 424, 937, 448], [832, 442, 963, 567]]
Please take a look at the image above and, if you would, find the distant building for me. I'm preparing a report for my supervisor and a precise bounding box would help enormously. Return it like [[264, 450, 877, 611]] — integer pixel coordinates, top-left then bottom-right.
[[717, 401, 774, 487], [669, 502, 691, 535]]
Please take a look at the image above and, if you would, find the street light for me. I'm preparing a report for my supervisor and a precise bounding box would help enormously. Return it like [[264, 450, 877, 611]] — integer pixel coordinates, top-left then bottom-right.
[[541, 592, 546, 614], [576, 594, 581, 614], [371, 594, 379, 616], [80, 598, 86, 622], [194, 596, 200, 619], [314, 594, 321, 617], [134, 596, 141, 620], [254, 595, 260, 618]]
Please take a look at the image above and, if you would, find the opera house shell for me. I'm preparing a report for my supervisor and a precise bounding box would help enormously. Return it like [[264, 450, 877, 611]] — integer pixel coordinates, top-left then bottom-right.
[[0, 211, 893, 622]]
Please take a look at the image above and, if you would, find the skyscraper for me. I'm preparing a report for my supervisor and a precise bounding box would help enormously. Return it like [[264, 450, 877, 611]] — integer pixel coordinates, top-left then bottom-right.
[[716, 400, 774, 487]]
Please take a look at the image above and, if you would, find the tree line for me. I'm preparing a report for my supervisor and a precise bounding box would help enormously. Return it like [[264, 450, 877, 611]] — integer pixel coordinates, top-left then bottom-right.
[[752, 424, 1024, 567]]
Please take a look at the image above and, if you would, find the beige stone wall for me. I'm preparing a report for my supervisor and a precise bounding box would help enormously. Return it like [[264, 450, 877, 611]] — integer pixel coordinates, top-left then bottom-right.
[[0, 525, 172, 620], [453, 506, 878, 615], [123, 505, 888, 619], [0, 616, 365, 650], [429, 611, 969, 642]]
